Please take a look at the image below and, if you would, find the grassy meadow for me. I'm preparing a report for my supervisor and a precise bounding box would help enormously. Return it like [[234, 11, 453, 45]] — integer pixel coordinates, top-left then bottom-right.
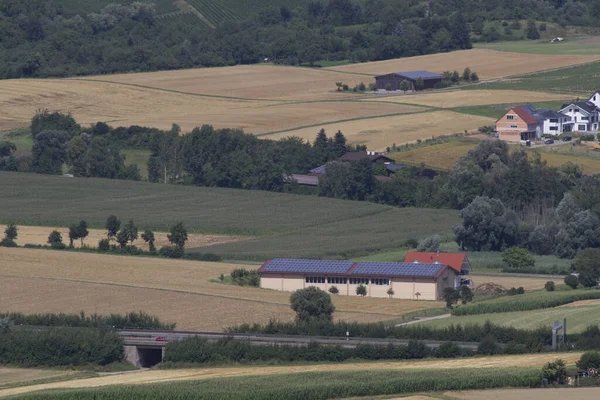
[[474, 37, 600, 55], [420, 301, 600, 333]]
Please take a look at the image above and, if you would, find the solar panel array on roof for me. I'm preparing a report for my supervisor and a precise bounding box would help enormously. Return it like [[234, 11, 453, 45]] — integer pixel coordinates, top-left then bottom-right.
[[262, 259, 355, 274], [394, 70, 443, 80], [309, 165, 327, 175], [351, 262, 443, 277]]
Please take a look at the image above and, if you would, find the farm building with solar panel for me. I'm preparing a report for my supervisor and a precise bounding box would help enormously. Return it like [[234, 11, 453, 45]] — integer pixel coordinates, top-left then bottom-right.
[[257, 258, 458, 300], [374, 70, 443, 91]]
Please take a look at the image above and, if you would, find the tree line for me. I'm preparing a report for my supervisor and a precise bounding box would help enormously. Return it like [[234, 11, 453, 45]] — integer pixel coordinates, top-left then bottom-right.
[[1, 0, 580, 79]]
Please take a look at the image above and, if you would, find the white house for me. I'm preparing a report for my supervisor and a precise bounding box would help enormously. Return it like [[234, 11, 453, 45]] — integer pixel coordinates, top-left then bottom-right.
[[558, 99, 600, 133]]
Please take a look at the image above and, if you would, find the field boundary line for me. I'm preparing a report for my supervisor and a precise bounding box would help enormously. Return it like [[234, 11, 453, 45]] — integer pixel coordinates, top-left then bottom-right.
[[68, 78, 290, 103], [0, 273, 405, 317], [256, 109, 432, 137]]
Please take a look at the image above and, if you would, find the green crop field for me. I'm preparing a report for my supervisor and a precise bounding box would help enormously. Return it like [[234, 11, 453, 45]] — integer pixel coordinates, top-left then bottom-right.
[[420, 302, 600, 333], [475, 38, 600, 55], [186, 0, 318, 25], [453, 288, 600, 316], [0, 172, 457, 259], [469, 60, 600, 94], [452, 100, 569, 119], [200, 207, 459, 260], [8, 368, 540, 400]]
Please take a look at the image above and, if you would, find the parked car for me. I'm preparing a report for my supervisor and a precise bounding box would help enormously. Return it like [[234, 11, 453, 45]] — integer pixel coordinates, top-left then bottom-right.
[[544, 139, 554, 144], [562, 136, 572, 142]]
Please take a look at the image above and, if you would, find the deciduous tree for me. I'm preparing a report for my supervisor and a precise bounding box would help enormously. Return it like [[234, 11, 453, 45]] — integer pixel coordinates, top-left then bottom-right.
[[290, 287, 335, 322], [168, 222, 188, 249]]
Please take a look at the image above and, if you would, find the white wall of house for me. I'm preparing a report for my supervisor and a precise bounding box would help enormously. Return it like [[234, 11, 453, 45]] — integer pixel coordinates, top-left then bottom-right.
[[559, 105, 598, 132], [542, 116, 570, 135], [589, 93, 600, 109]]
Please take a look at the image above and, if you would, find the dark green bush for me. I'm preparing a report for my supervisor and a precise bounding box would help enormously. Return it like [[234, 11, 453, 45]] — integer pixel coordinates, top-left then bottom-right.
[[98, 239, 110, 252], [477, 335, 500, 355], [229, 268, 260, 287], [0, 238, 17, 247], [183, 252, 221, 262], [159, 246, 184, 259], [545, 281, 555, 292], [577, 351, 600, 369], [564, 275, 579, 289]]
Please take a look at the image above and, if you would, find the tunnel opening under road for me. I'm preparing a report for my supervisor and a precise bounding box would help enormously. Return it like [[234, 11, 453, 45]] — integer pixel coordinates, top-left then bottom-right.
[[137, 347, 163, 367]]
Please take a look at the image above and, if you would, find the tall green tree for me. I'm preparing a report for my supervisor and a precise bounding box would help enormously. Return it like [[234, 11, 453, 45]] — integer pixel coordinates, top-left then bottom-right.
[[4, 224, 17, 240], [66, 136, 88, 177], [574, 248, 600, 287], [105, 215, 121, 241], [168, 222, 188, 249], [526, 20, 540, 40], [450, 13, 472, 49], [290, 287, 335, 322], [31, 131, 69, 174], [141, 229, 156, 252]]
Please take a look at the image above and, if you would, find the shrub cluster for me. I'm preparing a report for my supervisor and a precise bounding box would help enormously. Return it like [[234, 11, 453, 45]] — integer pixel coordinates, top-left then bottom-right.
[[229, 269, 260, 287], [0, 327, 123, 367], [0, 311, 175, 330], [228, 320, 551, 349], [163, 337, 472, 365]]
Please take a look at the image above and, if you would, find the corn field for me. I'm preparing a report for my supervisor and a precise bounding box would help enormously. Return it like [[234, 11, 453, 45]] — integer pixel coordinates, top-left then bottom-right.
[[453, 288, 600, 316], [11, 368, 541, 399]]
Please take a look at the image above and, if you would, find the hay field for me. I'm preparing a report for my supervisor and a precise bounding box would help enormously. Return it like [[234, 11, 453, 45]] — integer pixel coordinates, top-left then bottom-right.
[[374, 90, 570, 108], [81, 65, 369, 101], [13, 225, 247, 251], [263, 111, 495, 150], [328, 49, 600, 80], [450, 388, 600, 400], [117, 101, 424, 135], [0, 353, 580, 398], [0, 248, 442, 330], [0, 368, 79, 389], [470, 274, 558, 291], [392, 140, 480, 169]]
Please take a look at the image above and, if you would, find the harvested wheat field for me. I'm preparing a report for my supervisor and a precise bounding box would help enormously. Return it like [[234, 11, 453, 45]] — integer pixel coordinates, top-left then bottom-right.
[[0, 353, 581, 398], [470, 274, 558, 291], [373, 89, 570, 108], [0, 367, 79, 389], [448, 387, 600, 400], [328, 49, 600, 80], [264, 111, 495, 150], [81, 64, 369, 101], [118, 101, 425, 135], [13, 225, 247, 251], [0, 248, 442, 330], [0, 78, 275, 132]]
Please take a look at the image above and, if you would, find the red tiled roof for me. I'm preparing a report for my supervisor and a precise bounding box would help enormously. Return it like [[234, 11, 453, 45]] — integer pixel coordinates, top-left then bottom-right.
[[404, 252, 467, 273], [512, 107, 537, 125]]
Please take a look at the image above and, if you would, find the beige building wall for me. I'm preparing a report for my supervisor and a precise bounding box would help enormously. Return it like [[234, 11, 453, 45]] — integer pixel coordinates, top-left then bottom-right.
[[260, 270, 458, 301]]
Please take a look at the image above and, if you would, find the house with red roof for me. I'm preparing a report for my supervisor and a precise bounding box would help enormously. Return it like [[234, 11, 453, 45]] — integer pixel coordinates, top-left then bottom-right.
[[404, 252, 472, 288]]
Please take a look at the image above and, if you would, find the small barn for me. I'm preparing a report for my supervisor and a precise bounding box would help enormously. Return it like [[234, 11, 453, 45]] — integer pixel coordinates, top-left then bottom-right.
[[375, 70, 443, 91]]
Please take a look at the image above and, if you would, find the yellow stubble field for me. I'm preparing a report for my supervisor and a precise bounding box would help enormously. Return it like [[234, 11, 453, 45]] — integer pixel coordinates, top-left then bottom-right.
[[0, 248, 442, 330], [328, 49, 600, 80], [264, 111, 495, 151], [13, 225, 247, 251], [373, 89, 571, 108]]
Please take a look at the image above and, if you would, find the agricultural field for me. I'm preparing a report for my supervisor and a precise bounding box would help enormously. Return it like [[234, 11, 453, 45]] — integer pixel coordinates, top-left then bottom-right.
[[56, 0, 178, 15], [263, 111, 495, 151], [371, 90, 571, 108], [0, 47, 597, 150], [0, 247, 442, 330], [326, 49, 600, 80], [419, 301, 600, 333], [474, 37, 600, 55], [0, 353, 580, 398], [12, 226, 246, 251], [0, 368, 86, 391], [471, 60, 600, 95], [450, 388, 600, 400], [0, 172, 458, 258], [391, 138, 600, 175]]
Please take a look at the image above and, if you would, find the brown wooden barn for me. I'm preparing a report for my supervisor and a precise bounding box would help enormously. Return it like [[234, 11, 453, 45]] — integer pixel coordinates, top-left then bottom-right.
[[375, 70, 443, 91]]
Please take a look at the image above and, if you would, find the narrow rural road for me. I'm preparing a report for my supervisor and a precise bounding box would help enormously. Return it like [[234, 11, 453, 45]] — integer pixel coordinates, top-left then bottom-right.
[[395, 313, 451, 327]]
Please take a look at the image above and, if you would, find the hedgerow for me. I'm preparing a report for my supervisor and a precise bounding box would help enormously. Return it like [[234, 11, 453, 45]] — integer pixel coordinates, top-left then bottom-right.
[[0, 311, 175, 330], [0, 327, 123, 367]]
